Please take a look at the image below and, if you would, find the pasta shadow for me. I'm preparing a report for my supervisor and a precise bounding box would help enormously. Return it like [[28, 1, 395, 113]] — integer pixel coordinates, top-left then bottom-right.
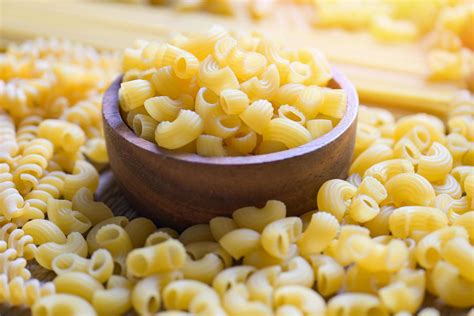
[[102, 69, 358, 230]]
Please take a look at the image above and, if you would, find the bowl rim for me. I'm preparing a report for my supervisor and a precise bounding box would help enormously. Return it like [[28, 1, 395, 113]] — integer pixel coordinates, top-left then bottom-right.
[[102, 67, 358, 166]]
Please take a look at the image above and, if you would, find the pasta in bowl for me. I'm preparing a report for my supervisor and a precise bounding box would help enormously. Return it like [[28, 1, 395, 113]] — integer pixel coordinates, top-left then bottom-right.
[[102, 27, 358, 228]]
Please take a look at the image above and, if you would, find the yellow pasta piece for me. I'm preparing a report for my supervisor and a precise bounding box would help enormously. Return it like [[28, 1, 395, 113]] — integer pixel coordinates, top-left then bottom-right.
[[232, 200, 286, 233], [297, 211, 339, 256], [155, 110, 204, 150], [385, 173, 436, 207], [262, 118, 311, 149], [316, 179, 357, 222]]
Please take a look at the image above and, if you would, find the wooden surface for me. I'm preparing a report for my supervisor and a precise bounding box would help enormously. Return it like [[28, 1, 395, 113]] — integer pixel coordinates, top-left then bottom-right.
[[102, 69, 358, 229]]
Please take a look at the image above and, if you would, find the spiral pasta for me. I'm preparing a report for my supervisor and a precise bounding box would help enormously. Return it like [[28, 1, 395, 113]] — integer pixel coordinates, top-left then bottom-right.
[[0, 275, 55, 307]]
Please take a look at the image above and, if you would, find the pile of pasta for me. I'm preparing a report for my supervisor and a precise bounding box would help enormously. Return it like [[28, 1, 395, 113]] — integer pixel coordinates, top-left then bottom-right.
[[119, 27, 346, 156], [1, 35, 474, 316]]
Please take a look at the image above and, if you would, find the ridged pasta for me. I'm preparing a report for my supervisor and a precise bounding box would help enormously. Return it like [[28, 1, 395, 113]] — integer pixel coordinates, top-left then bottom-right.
[[37, 119, 85, 154], [385, 173, 436, 207], [22, 219, 66, 245], [308, 254, 344, 297], [431, 260, 474, 308], [263, 118, 311, 149], [219, 228, 260, 260], [274, 285, 326, 315], [32, 293, 96, 316], [63, 160, 99, 200], [418, 142, 453, 182], [155, 110, 204, 150], [316, 179, 357, 222], [261, 217, 302, 259], [212, 265, 255, 297], [126, 239, 186, 277], [389, 206, 448, 241], [16, 115, 42, 153], [241, 64, 280, 101], [232, 200, 286, 233], [326, 293, 388, 316], [72, 187, 113, 226], [297, 211, 339, 256], [47, 198, 91, 235], [35, 232, 88, 270]]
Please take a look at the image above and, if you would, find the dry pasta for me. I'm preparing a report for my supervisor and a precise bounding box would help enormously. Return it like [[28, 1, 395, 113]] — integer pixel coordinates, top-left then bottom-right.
[[119, 29, 346, 156]]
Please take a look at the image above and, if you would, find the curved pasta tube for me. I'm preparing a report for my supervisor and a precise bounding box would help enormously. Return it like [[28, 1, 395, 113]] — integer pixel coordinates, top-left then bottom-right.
[[393, 138, 421, 165], [212, 266, 255, 297], [356, 176, 387, 204], [245, 265, 280, 306], [294, 86, 323, 120], [243, 245, 298, 269], [126, 239, 186, 277], [318, 88, 347, 119], [197, 56, 239, 95], [344, 264, 390, 294], [182, 252, 225, 285], [431, 260, 474, 308], [123, 217, 156, 249], [222, 284, 272, 316], [131, 272, 182, 315], [92, 286, 131, 316], [453, 211, 474, 243], [418, 142, 453, 182], [13, 138, 53, 195], [308, 254, 344, 297], [197, 135, 227, 157], [348, 235, 408, 273], [348, 195, 380, 223], [451, 166, 474, 191], [155, 110, 204, 150], [241, 64, 280, 101], [205, 114, 241, 139], [324, 225, 370, 266], [261, 217, 302, 259], [307, 119, 333, 139], [273, 285, 326, 316], [432, 174, 463, 199], [394, 114, 445, 143], [350, 143, 394, 176], [179, 25, 228, 60], [256, 39, 290, 82], [219, 228, 260, 260], [82, 138, 109, 164], [442, 237, 474, 281], [276, 256, 314, 288], [37, 119, 85, 154], [0, 220, 36, 260], [316, 179, 357, 222], [179, 224, 214, 245], [227, 49, 267, 82], [86, 216, 129, 254], [326, 293, 388, 316], [185, 241, 232, 268], [389, 206, 449, 241], [416, 226, 468, 269], [95, 223, 132, 257], [72, 187, 113, 226], [379, 269, 426, 314], [46, 198, 91, 235], [22, 219, 66, 245], [446, 132, 470, 165], [163, 280, 222, 312], [385, 173, 436, 207], [227, 127, 257, 155], [272, 83, 304, 108], [364, 159, 414, 184], [239, 99, 273, 135], [53, 271, 103, 302], [63, 160, 99, 200], [297, 211, 339, 256], [232, 200, 286, 233], [448, 114, 474, 141], [354, 123, 381, 157], [35, 232, 88, 270], [278, 105, 306, 126], [32, 293, 96, 316], [0, 275, 55, 308]]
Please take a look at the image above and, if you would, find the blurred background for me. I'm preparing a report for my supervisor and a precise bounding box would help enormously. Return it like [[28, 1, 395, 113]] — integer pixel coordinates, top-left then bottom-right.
[[1, 0, 473, 117]]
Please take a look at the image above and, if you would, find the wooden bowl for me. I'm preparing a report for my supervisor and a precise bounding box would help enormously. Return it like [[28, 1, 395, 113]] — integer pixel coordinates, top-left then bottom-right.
[[102, 68, 358, 230]]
